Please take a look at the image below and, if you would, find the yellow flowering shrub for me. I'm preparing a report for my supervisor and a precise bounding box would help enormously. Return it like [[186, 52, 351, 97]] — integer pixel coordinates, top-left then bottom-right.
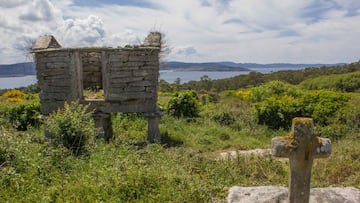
[[6, 97, 24, 103], [236, 90, 251, 100], [2, 89, 25, 103]]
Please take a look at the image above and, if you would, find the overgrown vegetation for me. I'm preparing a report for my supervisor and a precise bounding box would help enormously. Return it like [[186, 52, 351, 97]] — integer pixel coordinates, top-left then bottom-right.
[[0, 64, 359, 202], [46, 101, 95, 156]]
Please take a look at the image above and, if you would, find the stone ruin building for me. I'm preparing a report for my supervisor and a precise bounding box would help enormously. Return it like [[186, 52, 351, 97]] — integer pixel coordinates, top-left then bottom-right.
[[31, 32, 162, 142]]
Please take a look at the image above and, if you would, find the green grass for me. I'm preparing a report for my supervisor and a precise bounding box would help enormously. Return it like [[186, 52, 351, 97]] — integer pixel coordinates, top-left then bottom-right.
[[0, 88, 359, 202]]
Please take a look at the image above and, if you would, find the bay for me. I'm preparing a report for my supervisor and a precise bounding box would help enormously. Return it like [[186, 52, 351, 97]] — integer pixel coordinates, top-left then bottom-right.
[[159, 70, 251, 84], [0, 66, 307, 89], [0, 75, 38, 89]]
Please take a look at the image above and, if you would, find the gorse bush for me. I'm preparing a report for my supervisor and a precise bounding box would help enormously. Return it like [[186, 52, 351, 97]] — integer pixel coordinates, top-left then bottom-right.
[[46, 101, 95, 156], [1, 89, 25, 103], [167, 91, 200, 118]]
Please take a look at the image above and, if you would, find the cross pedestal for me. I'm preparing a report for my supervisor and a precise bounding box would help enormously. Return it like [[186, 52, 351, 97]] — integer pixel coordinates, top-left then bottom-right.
[[271, 117, 331, 203]]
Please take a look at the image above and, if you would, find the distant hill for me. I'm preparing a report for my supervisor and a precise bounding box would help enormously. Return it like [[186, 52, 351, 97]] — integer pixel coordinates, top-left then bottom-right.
[[0, 62, 35, 77], [217, 61, 345, 69], [0, 61, 345, 77], [160, 61, 345, 71], [160, 61, 250, 71]]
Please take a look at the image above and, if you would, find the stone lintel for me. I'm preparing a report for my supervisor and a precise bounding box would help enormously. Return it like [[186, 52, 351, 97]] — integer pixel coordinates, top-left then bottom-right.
[[32, 46, 160, 53]]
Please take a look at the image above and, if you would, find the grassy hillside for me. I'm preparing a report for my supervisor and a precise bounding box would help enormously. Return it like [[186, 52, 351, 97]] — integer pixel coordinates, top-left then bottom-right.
[[0, 78, 359, 202], [300, 71, 360, 92], [175, 61, 360, 91]]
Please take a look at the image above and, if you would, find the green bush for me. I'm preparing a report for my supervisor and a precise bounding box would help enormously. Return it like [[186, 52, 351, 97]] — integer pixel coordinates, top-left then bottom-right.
[[5, 101, 41, 131], [254, 95, 301, 129], [251, 82, 349, 129], [299, 90, 348, 126], [46, 101, 95, 156], [166, 91, 200, 118], [249, 80, 301, 102]]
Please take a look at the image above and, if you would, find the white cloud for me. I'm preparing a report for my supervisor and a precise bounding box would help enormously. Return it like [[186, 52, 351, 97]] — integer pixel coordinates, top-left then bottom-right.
[[55, 15, 106, 47], [0, 0, 359, 64], [0, 0, 27, 8]]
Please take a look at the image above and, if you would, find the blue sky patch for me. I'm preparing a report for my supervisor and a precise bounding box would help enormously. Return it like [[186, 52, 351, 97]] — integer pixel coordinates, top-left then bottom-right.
[[223, 18, 243, 24], [301, 1, 341, 24], [277, 30, 300, 38]]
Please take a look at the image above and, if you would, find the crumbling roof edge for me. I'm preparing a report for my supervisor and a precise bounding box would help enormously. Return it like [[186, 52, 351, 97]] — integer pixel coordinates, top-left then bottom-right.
[[30, 46, 160, 53]]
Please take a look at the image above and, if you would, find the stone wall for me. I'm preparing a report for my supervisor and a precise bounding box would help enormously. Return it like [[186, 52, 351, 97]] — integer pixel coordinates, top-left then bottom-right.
[[104, 48, 159, 104], [35, 50, 81, 115]]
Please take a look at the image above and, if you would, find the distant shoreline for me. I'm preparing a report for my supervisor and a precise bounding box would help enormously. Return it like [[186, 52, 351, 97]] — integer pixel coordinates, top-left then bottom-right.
[[0, 74, 35, 78]]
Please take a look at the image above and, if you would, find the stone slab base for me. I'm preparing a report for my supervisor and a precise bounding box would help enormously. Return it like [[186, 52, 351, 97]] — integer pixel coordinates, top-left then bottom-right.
[[228, 186, 360, 203]]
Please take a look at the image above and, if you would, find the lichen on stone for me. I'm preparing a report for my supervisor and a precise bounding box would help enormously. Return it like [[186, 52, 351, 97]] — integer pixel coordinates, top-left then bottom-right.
[[292, 117, 313, 125]]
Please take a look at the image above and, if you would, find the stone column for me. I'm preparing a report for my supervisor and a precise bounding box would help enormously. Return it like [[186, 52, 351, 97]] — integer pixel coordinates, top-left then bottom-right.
[[142, 108, 162, 143], [93, 113, 113, 142]]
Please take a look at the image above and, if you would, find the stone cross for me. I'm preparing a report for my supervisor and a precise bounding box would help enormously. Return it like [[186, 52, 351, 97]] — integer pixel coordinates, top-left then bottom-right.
[[271, 117, 331, 203]]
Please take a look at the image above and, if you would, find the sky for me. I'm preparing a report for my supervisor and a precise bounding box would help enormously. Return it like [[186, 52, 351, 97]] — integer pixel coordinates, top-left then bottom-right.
[[0, 0, 360, 64]]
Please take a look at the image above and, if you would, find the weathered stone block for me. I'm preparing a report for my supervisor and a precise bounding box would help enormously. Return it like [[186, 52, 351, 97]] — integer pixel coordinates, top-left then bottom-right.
[[108, 92, 153, 101], [133, 69, 153, 77], [110, 76, 144, 83], [128, 80, 153, 87], [110, 71, 132, 78], [40, 69, 68, 77], [109, 54, 129, 62], [116, 86, 145, 92]]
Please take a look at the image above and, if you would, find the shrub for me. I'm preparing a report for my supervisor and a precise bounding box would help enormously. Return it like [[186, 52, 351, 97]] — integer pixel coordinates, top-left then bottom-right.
[[166, 91, 200, 118], [5, 101, 41, 131], [46, 101, 95, 156], [254, 95, 301, 129], [249, 80, 301, 102], [299, 90, 348, 126]]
